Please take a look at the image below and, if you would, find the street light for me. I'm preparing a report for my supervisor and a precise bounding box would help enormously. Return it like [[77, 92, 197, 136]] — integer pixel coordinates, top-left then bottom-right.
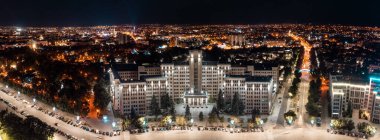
[[53, 107, 56, 112], [76, 116, 80, 121], [33, 98, 36, 104], [17, 91, 20, 97], [103, 115, 108, 123], [112, 121, 116, 127], [5, 85, 8, 88]]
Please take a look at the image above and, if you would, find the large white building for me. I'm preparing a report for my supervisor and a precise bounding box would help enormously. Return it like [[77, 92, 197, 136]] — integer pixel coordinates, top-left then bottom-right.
[[224, 75, 274, 114], [109, 50, 278, 116], [329, 74, 380, 123]]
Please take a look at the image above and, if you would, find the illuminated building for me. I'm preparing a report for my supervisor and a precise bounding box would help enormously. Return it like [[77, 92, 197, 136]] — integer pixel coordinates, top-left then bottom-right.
[[228, 35, 246, 47], [169, 37, 178, 47], [370, 75, 380, 123], [330, 74, 380, 123], [224, 75, 274, 114], [116, 33, 130, 45], [329, 75, 370, 118], [109, 50, 277, 116]]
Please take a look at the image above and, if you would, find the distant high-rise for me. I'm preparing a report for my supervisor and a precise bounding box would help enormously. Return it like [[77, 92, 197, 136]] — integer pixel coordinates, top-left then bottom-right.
[[116, 33, 130, 45], [228, 35, 246, 47], [169, 37, 178, 47]]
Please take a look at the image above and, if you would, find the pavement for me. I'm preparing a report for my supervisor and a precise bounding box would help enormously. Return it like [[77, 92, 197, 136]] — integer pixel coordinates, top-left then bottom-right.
[[295, 76, 310, 127]]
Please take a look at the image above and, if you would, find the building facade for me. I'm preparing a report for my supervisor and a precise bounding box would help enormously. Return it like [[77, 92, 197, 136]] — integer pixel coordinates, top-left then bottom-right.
[[329, 74, 380, 123], [109, 50, 277, 116]]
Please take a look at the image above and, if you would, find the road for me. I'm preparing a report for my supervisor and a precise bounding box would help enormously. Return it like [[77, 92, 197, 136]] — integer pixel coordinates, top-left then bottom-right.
[[276, 76, 293, 127], [0, 84, 126, 140], [289, 32, 312, 127]]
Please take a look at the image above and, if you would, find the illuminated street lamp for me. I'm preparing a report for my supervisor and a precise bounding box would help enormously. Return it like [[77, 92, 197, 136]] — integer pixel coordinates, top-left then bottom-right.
[[5, 85, 8, 88], [112, 121, 116, 127], [259, 119, 264, 125], [230, 119, 235, 127], [53, 107, 56, 112], [33, 98, 36, 104], [76, 116, 80, 121], [103, 115, 108, 123], [17, 91, 20, 97]]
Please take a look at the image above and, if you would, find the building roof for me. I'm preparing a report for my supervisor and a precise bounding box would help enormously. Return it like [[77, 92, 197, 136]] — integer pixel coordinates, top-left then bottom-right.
[[226, 75, 272, 82], [230, 63, 278, 70], [330, 75, 368, 85], [110, 63, 138, 71], [140, 75, 166, 81]]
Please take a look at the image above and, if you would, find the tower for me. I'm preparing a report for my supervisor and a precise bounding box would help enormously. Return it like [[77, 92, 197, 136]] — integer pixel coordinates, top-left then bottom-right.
[[189, 50, 203, 95]]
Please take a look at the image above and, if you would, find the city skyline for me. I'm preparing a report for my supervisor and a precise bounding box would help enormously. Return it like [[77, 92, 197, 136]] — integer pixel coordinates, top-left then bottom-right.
[[1, 0, 379, 26], [0, 1, 379, 139]]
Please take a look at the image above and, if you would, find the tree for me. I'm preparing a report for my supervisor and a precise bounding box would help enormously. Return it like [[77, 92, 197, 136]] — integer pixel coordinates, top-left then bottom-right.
[[238, 99, 245, 115], [231, 92, 244, 115], [357, 122, 376, 136], [199, 112, 204, 121], [122, 118, 131, 130], [343, 119, 355, 131], [251, 109, 260, 120], [284, 66, 292, 77], [129, 107, 143, 129], [284, 110, 297, 124], [344, 101, 353, 117], [169, 105, 176, 121], [217, 89, 225, 111], [161, 93, 173, 109], [331, 119, 355, 131], [176, 116, 187, 126], [0, 110, 54, 140], [306, 102, 320, 116], [130, 107, 137, 120], [185, 105, 191, 120], [150, 95, 161, 117], [93, 77, 111, 111], [208, 107, 218, 125]]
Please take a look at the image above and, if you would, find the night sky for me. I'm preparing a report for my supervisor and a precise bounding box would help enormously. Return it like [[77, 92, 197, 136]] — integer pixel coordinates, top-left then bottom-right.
[[0, 0, 379, 26]]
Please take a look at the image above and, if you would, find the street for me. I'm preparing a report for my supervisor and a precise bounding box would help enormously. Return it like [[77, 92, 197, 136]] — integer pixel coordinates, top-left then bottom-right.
[[0, 84, 126, 140]]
